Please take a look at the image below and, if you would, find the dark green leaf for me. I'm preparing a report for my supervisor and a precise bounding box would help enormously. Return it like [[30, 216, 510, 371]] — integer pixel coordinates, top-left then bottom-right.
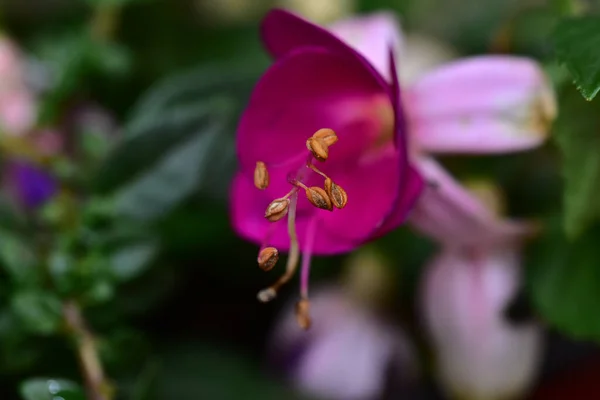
[[20, 378, 82, 400], [11, 291, 63, 335], [93, 62, 260, 201], [554, 16, 600, 100], [112, 105, 226, 221], [553, 86, 600, 237], [527, 220, 600, 341]]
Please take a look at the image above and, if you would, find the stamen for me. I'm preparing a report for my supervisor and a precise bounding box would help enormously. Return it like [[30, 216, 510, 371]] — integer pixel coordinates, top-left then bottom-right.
[[264, 197, 290, 222], [306, 161, 347, 209], [306, 137, 329, 162], [254, 161, 269, 190], [324, 178, 348, 209], [305, 186, 333, 211], [257, 191, 300, 303], [300, 218, 317, 299], [306, 160, 328, 179], [312, 128, 338, 146], [290, 179, 334, 211], [257, 247, 279, 271], [295, 298, 311, 330]]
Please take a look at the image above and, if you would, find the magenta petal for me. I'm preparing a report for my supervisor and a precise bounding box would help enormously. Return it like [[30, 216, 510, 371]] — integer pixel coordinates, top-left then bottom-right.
[[374, 165, 424, 236], [236, 47, 388, 173], [261, 9, 355, 60], [406, 56, 556, 154], [260, 9, 385, 82]]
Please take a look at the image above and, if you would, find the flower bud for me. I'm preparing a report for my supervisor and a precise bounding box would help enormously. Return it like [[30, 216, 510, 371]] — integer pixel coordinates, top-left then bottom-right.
[[312, 128, 338, 146], [265, 198, 290, 222], [257, 247, 279, 271], [254, 161, 269, 190], [306, 137, 329, 161], [306, 186, 333, 211], [324, 178, 348, 209], [295, 298, 311, 330]]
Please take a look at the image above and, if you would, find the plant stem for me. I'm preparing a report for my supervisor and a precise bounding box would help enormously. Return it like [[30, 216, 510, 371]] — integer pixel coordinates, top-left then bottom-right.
[[63, 300, 113, 400]]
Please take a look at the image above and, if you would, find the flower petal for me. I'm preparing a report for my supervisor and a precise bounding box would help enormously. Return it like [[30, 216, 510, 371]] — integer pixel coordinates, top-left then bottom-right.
[[409, 157, 529, 246], [406, 56, 556, 154], [260, 8, 385, 81], [328, 12, 403, 81], [236, 47, 389, 173]]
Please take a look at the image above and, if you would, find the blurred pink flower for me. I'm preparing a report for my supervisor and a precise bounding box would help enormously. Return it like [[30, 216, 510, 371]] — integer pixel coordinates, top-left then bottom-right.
[[420, 239, 543, 400], [0, 36, 37, 136], [416, 176, 542, 400], [270, 285, 418, 400]]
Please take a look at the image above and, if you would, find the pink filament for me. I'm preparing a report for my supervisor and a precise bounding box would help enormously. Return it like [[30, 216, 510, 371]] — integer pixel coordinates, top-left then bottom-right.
[[300, 217, 318, 298]]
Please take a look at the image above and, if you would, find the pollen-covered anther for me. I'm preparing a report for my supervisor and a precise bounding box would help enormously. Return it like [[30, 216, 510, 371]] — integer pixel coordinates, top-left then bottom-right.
[[324, 178, 348, 209], [312, 128, 338, 147], [306, 137, 329, 162], [295, 298, 312, 330], [306, 186, 333, 211], [264, 198, 290, 222], [257, 247, 279, 271], [254, 161, 269, 190], [257, 287, 277, 303]]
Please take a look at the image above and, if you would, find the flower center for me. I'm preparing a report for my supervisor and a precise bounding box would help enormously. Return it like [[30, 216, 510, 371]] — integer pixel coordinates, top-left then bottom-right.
[[253, 128, 349, 329]]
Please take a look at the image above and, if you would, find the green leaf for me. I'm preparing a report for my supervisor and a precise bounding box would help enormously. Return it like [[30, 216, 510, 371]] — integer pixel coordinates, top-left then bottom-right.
[[554, 16, 600, 100], [109, 241, 158, 281], [112, 103, 227, 221], [553, 86, 600, 237], [20, 378, 83, 400], [527, 220, 600, 342], [11, 291, 63, 335], [94, 62, 260, 200], [0, 229, 39, 284]]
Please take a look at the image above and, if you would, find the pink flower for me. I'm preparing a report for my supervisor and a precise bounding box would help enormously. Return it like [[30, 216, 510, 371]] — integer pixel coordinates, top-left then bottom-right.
[[414, 176, 543, 399], [420, 231, 543, 400], [270, 285, 418, 400], [229, 9, 423, 313], [326, 12, 556, 245], [0, 36, 37, 136]]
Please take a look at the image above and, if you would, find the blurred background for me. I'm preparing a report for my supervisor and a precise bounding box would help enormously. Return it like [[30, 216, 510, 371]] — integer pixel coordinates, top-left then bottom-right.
[[0, 0, 600, 399]]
